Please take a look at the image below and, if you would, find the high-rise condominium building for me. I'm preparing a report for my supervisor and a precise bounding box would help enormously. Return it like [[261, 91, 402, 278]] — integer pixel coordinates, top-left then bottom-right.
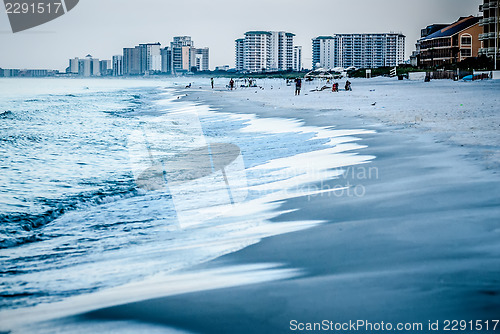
[[99, 60, 112, 76], [312, 36, 336, 69], [312, 33, 406, 69], [269, 31, 294, 71], [68, 55, 100, 76], [121, 37, 209, 75], [161, 47, 172, 74], [123, 43, 161, 75], [123, 47, 141, 75], [293, 46, 303, 71], [139, 43, 162, 73], [112, 55, 123, 76], [479, 0, 499, 69], [162, 36, 210, 74], [171, 36, 194, 73], [235, 31, 297, 72], [235, 38, 245, 71], [195, 48, 210, 72], [69, 58, 79, 74]]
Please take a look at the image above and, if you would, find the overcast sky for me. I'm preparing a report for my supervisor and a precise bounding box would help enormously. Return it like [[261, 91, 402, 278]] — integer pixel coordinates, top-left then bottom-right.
[[0, 0, 481, 71]]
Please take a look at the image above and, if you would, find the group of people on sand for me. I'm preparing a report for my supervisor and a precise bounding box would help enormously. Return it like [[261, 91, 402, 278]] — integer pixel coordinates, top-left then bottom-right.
[[328, 78, 352, 92], [211, 78, 256, 91], [209, 77, 236, 90], [294, 77, 352, 95], [332, 80, 351, 92], [209, 77, 352, 94]]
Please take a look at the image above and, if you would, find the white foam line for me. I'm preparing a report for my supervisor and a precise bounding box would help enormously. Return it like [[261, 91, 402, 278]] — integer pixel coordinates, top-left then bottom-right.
[[231, 113, 376, 141], [289, 186, 350, 198], [0, 89, 378, 331], [0, 264, 301, 331]]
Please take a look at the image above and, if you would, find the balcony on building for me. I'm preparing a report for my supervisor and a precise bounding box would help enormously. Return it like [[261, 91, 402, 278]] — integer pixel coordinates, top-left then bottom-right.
[[488, 32, 497, 39]]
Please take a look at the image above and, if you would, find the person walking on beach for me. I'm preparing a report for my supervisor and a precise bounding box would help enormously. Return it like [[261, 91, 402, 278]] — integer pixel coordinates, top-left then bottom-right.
[[294, 78, 302, 96], [211, 78, 214, 89], [229, 79, 235, 91]]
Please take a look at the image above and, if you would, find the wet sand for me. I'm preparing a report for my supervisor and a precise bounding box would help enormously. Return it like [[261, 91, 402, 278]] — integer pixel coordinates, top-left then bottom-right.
[[78, 83, 500, 333]]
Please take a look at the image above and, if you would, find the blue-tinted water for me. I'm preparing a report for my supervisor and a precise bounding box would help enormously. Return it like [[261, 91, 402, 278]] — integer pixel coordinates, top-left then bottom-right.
[[0, 78, 370, 312]]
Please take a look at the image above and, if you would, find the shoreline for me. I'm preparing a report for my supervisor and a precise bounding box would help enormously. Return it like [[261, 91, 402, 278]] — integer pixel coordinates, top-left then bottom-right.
[[82, 82, 500, 332], [2, 79, 500, 333], [0, 79, 373, 330], [197, 77, 500, 172]]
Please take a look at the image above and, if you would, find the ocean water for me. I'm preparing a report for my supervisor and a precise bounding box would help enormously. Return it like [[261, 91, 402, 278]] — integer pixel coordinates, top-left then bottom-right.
[[0, 78, 373, 315]]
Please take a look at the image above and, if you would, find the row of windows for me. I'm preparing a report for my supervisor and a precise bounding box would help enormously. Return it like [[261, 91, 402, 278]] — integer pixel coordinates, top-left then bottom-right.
[[422, 34, 473, 49], [421, 47, 472, 59]]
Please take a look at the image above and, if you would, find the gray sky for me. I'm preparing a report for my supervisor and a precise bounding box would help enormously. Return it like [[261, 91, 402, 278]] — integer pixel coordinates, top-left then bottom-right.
[[0, 0, 481, 71]]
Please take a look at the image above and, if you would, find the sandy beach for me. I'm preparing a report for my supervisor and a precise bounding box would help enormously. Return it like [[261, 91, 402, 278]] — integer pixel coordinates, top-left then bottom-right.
[[1, 77, 499, 333]]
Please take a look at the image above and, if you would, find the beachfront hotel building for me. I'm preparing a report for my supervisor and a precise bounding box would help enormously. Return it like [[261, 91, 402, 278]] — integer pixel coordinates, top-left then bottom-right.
[[235, 31, 297, 72], [171, 36, 194, 73], [235, 38, 245, 71], [419, 16, 481, 68], [312, 36, 336, 69], [123, 43, 162, 75], [410, 24, 449, 66], [139, 43, 162, 73], [112, 55, 123, 76], [293, 46, 303, 71], [123, 47, 141, 75], [170, 36, 194, 74], [81, 56, 100, 77], [99, 60, 112, 76], [68, 57, 79, 74], [67, 55, 100, 76], [479, 0, 500, 69], [161, 47, 172, 74], [161, 36, 210, 74], [195, 48, 210, 72], [312, 33, 406, 69]]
